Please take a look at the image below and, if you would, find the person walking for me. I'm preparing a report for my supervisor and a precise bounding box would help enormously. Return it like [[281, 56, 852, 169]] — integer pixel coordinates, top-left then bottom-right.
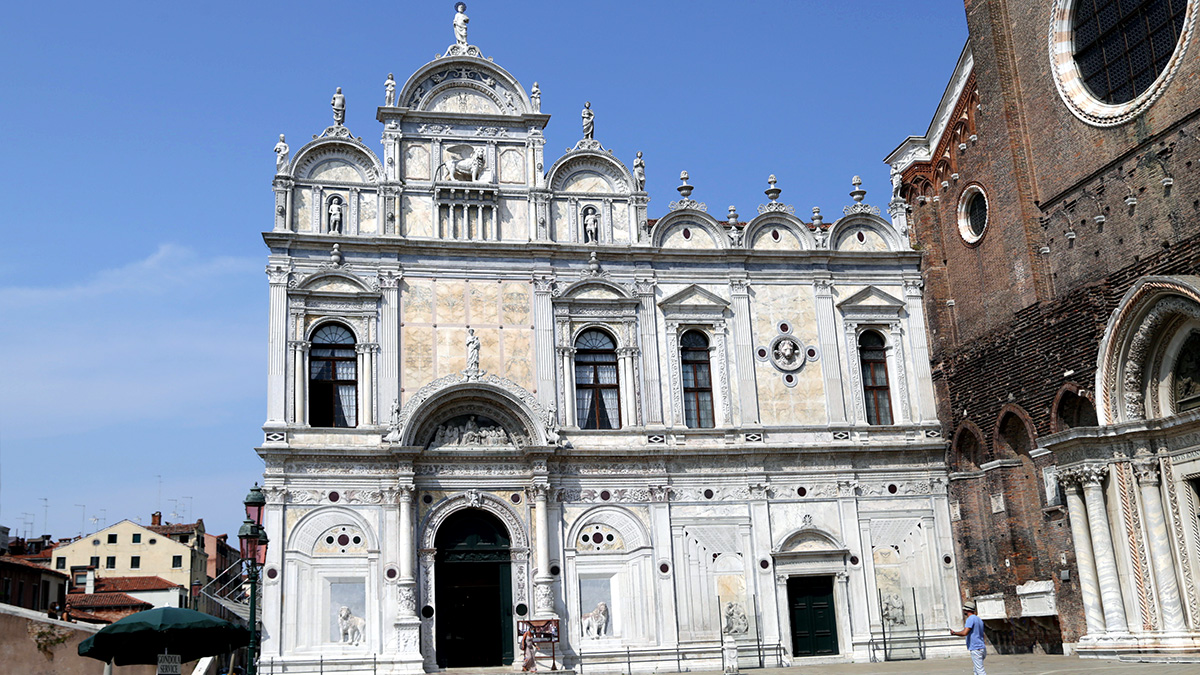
[[950, 600, 986, 675]]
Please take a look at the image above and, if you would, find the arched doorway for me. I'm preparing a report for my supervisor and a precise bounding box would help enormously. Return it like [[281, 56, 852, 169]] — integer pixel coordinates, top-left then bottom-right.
[[435, 509, 514, 667]]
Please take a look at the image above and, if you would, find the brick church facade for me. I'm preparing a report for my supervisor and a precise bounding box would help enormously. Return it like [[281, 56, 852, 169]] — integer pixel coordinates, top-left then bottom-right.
[[888, 0, 1200, 657]]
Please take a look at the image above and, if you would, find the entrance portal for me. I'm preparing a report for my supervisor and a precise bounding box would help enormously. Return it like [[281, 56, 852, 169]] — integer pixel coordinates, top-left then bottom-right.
[[787, 576, 838, 657], [435, 509, 514, 667]]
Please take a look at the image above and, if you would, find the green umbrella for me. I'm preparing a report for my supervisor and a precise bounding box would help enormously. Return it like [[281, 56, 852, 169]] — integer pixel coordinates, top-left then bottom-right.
[[78, 606, 252, 666]]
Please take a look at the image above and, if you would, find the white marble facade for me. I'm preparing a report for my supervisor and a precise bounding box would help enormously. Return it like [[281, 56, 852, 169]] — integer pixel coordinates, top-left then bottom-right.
[[257, 9, 962, 674]]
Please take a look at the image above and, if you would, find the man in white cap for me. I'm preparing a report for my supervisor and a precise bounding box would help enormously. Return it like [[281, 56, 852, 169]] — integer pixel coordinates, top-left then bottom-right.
[[949, 600, 986, 674]]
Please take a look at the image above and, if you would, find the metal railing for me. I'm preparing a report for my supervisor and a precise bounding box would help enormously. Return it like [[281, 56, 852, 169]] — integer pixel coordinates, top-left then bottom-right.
[[576, 642, 785, 674]]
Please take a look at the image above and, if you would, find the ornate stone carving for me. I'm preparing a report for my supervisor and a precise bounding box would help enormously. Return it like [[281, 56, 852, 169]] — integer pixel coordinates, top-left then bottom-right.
[[274, 134, 290, 174], [331, 87, 346, 126], [534, 582, 555, 614], [1078, 463, 1109, 487], [581, 101, 594, 140], [722, 602, 749, 635], [1132, 455, 1161, 485], [398, 585, 417, 613]]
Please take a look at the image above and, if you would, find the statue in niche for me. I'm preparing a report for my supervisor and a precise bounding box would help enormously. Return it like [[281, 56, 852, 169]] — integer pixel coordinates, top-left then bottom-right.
[[530, 82, 541, 112], [274, 134, 289, 174], [771, 337, 801, 371], [338, 606, 366, 644], [331, 87, 346, 125], [633, 151, 646, 191], [453, 2, 469, 46], [583, 207, 600, 244], [581, 101, 594, 140], [723, 602, 749, 635], [466, 328, 481, 371], [384, 73, 396, 107], [582, 602, 608, 638], [327, 197, 344, 234]]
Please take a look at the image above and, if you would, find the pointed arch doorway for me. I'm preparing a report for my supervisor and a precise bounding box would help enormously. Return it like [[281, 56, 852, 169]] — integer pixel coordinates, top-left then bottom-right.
[[435, 508, 515, 667]]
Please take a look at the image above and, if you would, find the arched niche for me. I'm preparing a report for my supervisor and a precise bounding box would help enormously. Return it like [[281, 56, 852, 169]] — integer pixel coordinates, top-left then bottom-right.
[[398, 57, 531, 115], [395, 375, 553, 449], [292, 138, 382, 184], [1051, 383, 1098, 432], [992, 404, 1037, 460], [566, 505, 650, 552], [828, 214, 901, 252], [287, 506, 380, 554], [950, 422, 985, 473], [1095, 276, 1200, 423], [744, 214, 814, 251]]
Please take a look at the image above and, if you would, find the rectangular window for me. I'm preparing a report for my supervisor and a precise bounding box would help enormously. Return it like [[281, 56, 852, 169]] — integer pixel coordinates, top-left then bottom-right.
[[55, 557, 66, 570], [178, 534, 190, 545], [89, 556, 100, 568], [130, 556, 141, 569], [107, 533, 117, 544], [73, 574, 86, 587], [172, 555, 183, 569], [105, 556, 116, 569], [132, 533, 141, 544]]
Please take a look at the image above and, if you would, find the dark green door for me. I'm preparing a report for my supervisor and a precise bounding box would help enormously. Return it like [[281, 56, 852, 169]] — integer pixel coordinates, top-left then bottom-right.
[[435, 509, 515, 667], [787, 576, 838, 656]]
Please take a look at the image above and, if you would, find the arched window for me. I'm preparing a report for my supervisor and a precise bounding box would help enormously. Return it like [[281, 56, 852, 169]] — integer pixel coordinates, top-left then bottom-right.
[[310, 323, 357, 428], [575, 330, 620, 429], [1175, 332, 1200, 413], [680, 330, 714, 428], [859, 331, 892, 425], [1054, 387, 1098, 431]]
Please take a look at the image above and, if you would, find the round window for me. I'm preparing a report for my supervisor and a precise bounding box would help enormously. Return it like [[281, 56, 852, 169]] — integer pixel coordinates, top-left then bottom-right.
[[1050, 0, 1196, 126], [957, 186, 988, 244]]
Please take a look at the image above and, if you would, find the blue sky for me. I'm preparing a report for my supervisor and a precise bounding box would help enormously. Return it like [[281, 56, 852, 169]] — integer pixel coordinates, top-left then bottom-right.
[[0, 1, 967, 542]]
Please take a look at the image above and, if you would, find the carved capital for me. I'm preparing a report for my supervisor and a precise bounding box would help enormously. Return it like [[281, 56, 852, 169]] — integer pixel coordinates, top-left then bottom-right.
[[903, 279, 924, 297], [1078, 463, 1110, 487], [532, 275, 557, 294], [813, 279, 834, 296], [528, 483, 551, 501], [729, 278, 751, 295], [266, 264, 291, 285], [1133, 457, 1161, 486], [377, 270, 402, 289], [648, 485, 671, 502]]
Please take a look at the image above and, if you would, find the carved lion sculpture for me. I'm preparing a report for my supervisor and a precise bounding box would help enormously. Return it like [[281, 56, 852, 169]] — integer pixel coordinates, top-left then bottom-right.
[[338, 606, 366, 645], [581, 601, 608, 638], [450, 147, 486, 182]]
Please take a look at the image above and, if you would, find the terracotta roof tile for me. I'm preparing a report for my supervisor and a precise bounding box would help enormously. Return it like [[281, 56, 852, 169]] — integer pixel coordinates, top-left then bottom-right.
[[0, 555, 68, 578], [93, 576, 180, 592], [148, 522, 200, 535], [66, 592, 152, 609]]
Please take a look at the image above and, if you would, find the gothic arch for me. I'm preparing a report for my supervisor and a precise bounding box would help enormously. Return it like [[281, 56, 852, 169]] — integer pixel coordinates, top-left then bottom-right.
[[1096, 276, 1200, 423], [992, 404, 1037, 460], [287, 506, 379, 554], [950, 421, 986, 472], [1051, 382, 1098, 432], [419, 491, 529, 552]]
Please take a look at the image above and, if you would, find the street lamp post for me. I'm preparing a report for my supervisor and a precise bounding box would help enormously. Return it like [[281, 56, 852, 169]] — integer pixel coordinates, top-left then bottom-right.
[[239, 484, 268, 675]]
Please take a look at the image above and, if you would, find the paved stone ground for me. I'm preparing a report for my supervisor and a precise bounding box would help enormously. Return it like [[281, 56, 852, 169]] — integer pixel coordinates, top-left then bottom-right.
[[748, 654, 1198, 675]]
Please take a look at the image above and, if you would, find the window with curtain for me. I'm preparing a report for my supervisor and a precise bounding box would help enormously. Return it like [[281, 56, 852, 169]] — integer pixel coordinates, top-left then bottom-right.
[[859, 331, 893, 425], [310, 323, 358, 427], [680, 330, 715, 428], [575, 329, 620, 429]]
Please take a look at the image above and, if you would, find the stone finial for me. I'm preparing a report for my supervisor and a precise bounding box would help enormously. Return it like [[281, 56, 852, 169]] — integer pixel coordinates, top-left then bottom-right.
[[587, 251, 601, 275], [669, 171, 706, 212], [727, 205, 739, 225], [850, 176, 866, 203], [812, 207, 823, 227], [677, 171, 693, 197], [330, 243, 343, 266], [765, 175, 782, 203]]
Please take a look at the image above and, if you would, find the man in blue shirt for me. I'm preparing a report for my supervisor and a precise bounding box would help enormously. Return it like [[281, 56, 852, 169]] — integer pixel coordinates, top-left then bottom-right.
[[949, 600, 986, 675]]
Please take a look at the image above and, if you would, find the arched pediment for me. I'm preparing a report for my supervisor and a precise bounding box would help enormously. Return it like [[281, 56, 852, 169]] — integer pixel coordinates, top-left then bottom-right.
[[398, 58, 531, 115], [294, 270, 373, 294], [547, 152, 633, 194], [392, 372, 557, 449], [1095, 275, 1200, 424], [287, 506, 379, 554], [776, 527, 846, 554], [828, 213, 901, 252], [650, 211, 727, 249], [744, 214, 815, 251], [567, 505, 650, 551], [292, 138, 382, 184], [560, 278, 634, 301]]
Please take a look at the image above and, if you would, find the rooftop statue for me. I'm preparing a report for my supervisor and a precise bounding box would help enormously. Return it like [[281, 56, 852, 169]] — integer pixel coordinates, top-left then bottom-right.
[[274, 134, 289, 174], [331, 87, 346, 125], [530, 82, 541, 113], [384, 73, 396, 107], [633, 151, 646, 191], [453, 3, 469, 47], [582, 101, 594, 140]]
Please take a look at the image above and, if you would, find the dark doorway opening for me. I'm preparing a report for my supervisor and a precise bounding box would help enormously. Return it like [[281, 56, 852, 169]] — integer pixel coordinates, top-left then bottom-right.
[[435, 509, 514, 667], [787, 576, 838, 657]]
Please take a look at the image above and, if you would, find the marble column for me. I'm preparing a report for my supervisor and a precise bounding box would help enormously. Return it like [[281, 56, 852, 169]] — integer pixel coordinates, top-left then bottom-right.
[[532, 484, 556, 617], [1061, 469, 1106, 634], [290, 340, 311, 425], [266, 265, 290, 424], [1080, 464, 1129, 634], [398, 485, 417, 616], [634, 278, 664, 425], [377, 271, 401, 423], [1133, 455, 1186, 632], [356, 343, 376, 426]]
